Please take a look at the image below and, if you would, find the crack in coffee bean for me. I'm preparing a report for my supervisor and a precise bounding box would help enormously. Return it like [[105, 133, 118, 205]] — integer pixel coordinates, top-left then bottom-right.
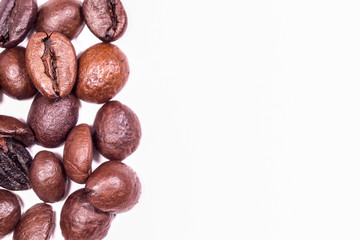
[[41, 33, 59, 96], [105, 0, 118, 39]]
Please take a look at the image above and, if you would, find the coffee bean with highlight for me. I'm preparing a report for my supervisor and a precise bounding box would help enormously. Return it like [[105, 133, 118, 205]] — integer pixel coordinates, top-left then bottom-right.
[[27, 93, 80, 148], [0, 189, 21, 238], [26, 32, 77, 99], [0, 115, 34, 146], [0, 47, 37, 100]]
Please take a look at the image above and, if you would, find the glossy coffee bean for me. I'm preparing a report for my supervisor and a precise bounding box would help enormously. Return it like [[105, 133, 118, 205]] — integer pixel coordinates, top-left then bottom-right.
[[85, 161, 141, 214], [83, 0, 127, 42], [26, 32, 77, 99], [93, 101, 141, 160], [0, 0, 37, 48], [63, 124, 93, 184], [29, 151, 66, 203], [13, 203, 54, 240], [75, 43, 129, 103], [0, 115, 34, 146], [36, 0, 84, 40], [0, 189, 21, 238], [0, 47, 37, 100], [60, 189, 114, 240], [27, 93, 80, 148]]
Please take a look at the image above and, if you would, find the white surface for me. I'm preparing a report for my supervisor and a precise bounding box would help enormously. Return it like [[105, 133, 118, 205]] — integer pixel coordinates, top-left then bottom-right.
[[2, 0, 360, 239]]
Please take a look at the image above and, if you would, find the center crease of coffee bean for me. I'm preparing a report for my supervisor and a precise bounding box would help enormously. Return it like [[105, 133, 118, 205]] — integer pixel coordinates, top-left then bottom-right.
[[106, 0, 118, 38], [41, 34, 59, 96], [0, 0, 18, 44]]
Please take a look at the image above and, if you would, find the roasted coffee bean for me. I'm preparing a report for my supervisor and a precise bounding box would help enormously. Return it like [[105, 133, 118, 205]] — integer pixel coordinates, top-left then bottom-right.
[[93, 101, 141, 160], [26, 32, 77, 99], [0, 47, 37, 100], [0, 115, 34, 146], [75, 43, 129, 103], [63, 124, 93, 184], [0, 189, 21, 238], [29, 151, 66, 203], [83, 0, 127, 42], [0, 138, 32, 190], [0, 0, 37, 48], [13, 203, 54, 240], [85, 161, 141, 213], [60, 189, 114, 240], [27, 93, 80, 148], [36, 0, 84, 40]]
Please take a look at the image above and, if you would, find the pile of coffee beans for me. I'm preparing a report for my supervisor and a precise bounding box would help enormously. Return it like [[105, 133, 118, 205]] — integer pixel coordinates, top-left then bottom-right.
[[0, 0, 142, 239]]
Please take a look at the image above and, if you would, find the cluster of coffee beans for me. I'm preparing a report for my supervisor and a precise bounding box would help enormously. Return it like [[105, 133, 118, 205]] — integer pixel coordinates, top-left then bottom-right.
[[0, 0, 142, 239]]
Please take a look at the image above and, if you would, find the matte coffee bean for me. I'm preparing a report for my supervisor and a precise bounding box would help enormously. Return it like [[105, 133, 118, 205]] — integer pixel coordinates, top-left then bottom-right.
[[85, 161, 141, 213], [13, 203, 54, 240], [0, 138, 32, 191], [83, 0, 127, 42], [60, 189, 114, 240], [29, 151, 66, 203], [0, 189, 21, 238], [0, 0, 38, 48], [63, 124, 93, 184], [0, 115, 34, 146], [93, 101, 141, 160], [36, 0, 84, 40], [75, 43, 129, 103], [0, 47, 37, 100], [27, 93, 80, 148], [26, 32, 77, 99]]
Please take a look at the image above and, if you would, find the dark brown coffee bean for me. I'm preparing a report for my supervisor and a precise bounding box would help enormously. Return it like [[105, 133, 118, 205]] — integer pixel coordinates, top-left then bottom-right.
[[0, 115, 34, 146], [60, 188, 114, 240], [13, 203, 54, 240], [63, 124, 93, 184], [0, 138, 32, 191], [0, 0, 37, 48], [85, 161, 141, 213], [27, 93, 80, 148], [83, 0, 127, 42], [36, 0, 84, 40], [93, 101, 141, 160], [0, 47, 37, 100], [0, 189, 21, 238], [75, 43, 129, 103], [29, 151, 66, 203], [26, 32, 77, 99]]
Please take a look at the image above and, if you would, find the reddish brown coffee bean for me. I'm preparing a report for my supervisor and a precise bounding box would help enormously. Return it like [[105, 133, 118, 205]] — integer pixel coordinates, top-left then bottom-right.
[[26, 32, 77, 99], [27, 93, 80, 148], [85, 161, 141, 213], [36, 0, 84, 40], [0, 0, 38, 48], [60, 189, 114, 240], [63, 124, 93, 184], [83, 0, 127, 42], [29, 151, 66, 203], [0, 115, 34, 146], [75, 43, 129, 103], [0, 189, 21, 238], [13, 203, 54, 240], [93, 101, 141, 160], [0, 47, 37, 100]]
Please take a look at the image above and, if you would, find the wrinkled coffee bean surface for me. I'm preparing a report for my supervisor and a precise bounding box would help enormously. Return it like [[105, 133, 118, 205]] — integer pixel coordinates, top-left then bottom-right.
[[0, 115, 34, 146]]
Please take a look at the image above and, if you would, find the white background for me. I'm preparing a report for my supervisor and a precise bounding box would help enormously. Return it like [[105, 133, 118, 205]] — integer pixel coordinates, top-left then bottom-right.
[[2, 0, 360, 239]]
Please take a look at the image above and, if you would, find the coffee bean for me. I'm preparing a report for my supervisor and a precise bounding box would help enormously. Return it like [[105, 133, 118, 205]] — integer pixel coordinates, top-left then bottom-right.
[[0, 189, 21, 238], [83, 0, 127, 42], [93, 101, 141, 160], [26, 32, 77, 99], [63, 124, 93, 184], [13, 203, 54, 240], [0, 47, 37, 100], [0, 0, 37, 48], [36, 0, 85, 40], [27, 93, 80, 148], [85, 161, 141, 214], [0, 115, 34, 146], [29, 151, 66, 203], [0, 138, 32, 191], [60, 188, 114, 240]]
